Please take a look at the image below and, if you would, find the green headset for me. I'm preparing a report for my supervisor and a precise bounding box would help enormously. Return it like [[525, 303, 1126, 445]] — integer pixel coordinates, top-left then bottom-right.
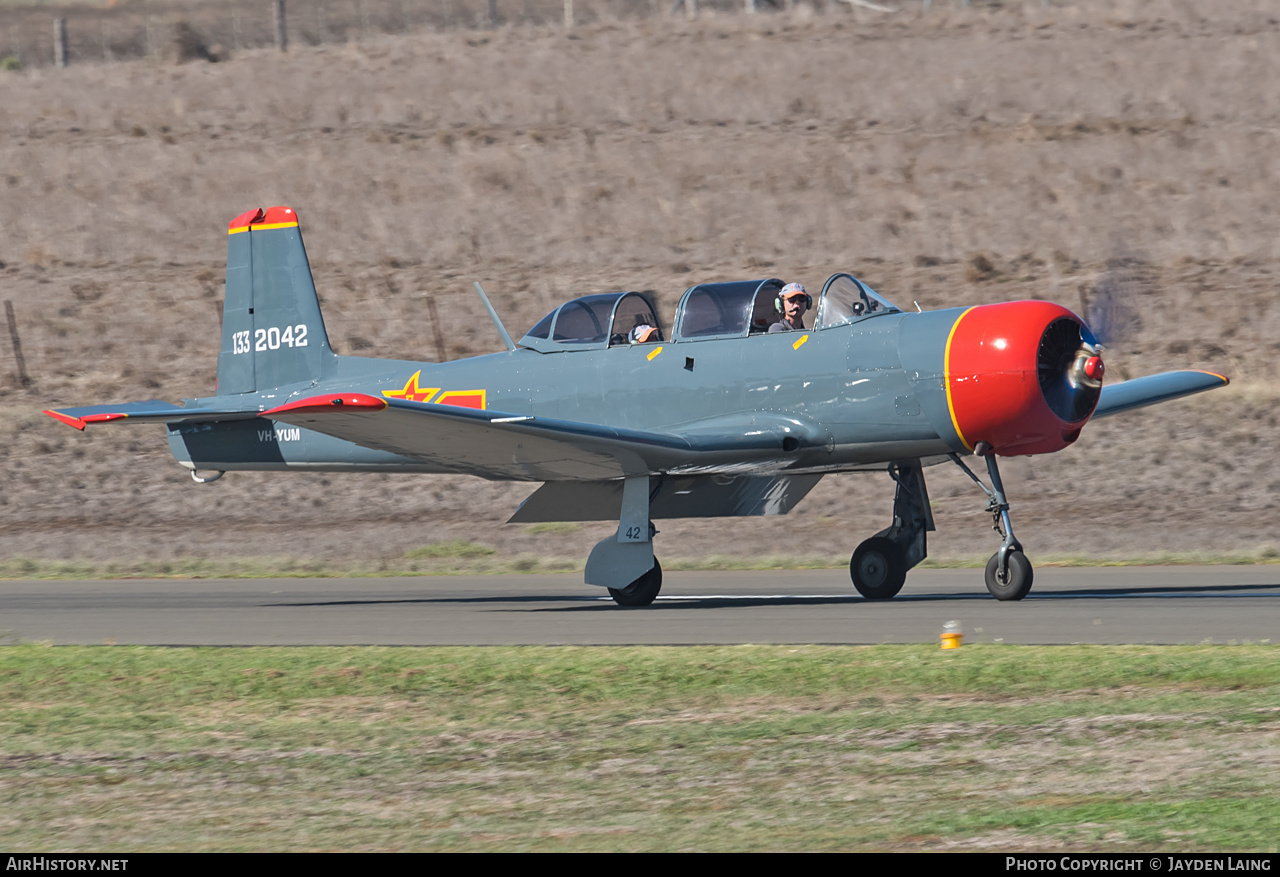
[[774, 284, 812, 313]]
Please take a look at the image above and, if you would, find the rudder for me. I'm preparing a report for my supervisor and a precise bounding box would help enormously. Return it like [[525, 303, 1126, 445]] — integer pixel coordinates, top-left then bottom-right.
[[217, 206, 335, 395]]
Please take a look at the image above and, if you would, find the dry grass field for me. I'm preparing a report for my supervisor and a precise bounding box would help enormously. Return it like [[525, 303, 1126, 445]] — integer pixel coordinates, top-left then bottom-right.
[[1, 0, 1278, 570]]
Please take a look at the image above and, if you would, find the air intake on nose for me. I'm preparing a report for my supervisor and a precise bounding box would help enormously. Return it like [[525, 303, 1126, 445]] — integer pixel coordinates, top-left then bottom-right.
[[1037, 318, 1103, 423]]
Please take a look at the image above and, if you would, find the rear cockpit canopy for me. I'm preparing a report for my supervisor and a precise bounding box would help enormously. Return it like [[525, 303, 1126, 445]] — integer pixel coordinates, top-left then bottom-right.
[[520, 292, 663, 352]]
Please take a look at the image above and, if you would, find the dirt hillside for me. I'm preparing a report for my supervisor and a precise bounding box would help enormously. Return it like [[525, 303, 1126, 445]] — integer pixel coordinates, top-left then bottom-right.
[[1, 1, 1277, 570]]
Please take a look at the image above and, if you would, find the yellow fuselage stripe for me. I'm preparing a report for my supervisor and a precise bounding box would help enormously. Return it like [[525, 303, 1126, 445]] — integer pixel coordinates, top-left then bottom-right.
[[943, 307, 977, 453]]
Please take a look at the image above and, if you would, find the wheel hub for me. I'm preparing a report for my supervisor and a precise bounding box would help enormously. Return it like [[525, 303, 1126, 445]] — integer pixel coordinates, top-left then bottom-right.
[[858, 554, 888, 587]]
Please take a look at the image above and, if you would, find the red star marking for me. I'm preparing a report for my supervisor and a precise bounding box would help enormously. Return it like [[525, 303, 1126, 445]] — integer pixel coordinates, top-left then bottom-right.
[[382, 371, 439, 403]]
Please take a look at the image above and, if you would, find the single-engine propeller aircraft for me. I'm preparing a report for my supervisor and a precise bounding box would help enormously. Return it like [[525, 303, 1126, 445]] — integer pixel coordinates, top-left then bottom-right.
[[45, 207, 1230, 605]]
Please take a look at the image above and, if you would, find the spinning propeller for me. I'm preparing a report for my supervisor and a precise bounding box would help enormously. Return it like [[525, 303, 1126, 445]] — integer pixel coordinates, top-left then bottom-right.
[[1037, 317, 1105, 424]]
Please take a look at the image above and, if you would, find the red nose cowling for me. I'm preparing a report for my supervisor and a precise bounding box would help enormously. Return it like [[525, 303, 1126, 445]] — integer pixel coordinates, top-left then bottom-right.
[[944, 301, 1103, 456]]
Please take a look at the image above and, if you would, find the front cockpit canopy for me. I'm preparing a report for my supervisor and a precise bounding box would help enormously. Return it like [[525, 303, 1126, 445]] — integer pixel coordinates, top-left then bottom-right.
[[520, 292, 663, 352], [814, 274, 900, 328]]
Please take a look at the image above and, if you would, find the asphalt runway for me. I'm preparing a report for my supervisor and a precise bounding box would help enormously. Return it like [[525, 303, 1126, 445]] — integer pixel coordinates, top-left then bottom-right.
[[2, 566, 1278, 646]]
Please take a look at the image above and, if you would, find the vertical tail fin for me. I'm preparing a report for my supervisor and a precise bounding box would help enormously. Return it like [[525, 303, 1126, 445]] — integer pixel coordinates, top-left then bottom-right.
[[217, 206, 336, 395]]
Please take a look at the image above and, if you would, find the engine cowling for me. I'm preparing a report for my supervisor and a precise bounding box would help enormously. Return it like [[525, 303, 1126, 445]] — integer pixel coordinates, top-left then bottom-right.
[[944, 301, 1103, 456]]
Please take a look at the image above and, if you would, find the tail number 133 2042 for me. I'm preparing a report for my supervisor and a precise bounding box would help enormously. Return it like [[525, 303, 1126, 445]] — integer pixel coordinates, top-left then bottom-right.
[[232, 325, 309, 354]]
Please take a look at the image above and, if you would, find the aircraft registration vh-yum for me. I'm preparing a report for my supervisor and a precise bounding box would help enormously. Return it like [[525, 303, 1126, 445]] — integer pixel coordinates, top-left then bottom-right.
[[45, 207, 1230, 605]]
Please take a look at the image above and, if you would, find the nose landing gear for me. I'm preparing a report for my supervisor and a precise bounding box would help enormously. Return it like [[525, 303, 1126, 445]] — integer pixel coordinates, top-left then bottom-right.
[[949, 447, 1035, 601]]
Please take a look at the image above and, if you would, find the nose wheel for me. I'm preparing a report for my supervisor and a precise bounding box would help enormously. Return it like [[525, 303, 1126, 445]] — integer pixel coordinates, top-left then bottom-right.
[[950, 448, 1036, 601], [985, 550, 1033, 601]]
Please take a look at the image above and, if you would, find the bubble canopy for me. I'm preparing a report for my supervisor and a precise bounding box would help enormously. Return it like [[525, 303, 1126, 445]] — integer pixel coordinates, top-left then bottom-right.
[[520, 292, 663, 352]]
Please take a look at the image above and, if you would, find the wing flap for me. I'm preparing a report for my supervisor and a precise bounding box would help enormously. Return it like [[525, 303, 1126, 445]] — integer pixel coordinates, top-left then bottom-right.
[[1092, 370, 1229, 419]]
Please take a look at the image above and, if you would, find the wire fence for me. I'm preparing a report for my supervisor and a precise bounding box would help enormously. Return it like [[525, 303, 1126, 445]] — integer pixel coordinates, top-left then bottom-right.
[[0, 0, 1018, 69], [0, 0, 870, 68]]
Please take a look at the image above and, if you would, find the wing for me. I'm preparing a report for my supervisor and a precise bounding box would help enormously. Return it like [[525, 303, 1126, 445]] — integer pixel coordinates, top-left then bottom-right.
[[510, 473, 824, 522], [260, 393, 813, 482], [44, 400, 261, 430], [1091, 370, 1229, 419]]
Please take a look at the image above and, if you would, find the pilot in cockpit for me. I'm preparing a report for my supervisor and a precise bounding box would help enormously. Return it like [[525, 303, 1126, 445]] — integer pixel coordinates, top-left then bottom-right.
[[768, 282, 810, 333], [629, 323, 660, 344]]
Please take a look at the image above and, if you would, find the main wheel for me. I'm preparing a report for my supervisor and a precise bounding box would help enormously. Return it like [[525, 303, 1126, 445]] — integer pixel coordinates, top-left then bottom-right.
[[608, 559, 663, 607], [984, 550, 1034, 601], [849, 537, 906, 600]]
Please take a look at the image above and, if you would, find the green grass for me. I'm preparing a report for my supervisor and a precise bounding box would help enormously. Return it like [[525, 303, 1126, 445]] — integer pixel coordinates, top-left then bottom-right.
[[0, 644, 1277, 851], [403, 539, 497, 560], [1, 550, 1278, 580]]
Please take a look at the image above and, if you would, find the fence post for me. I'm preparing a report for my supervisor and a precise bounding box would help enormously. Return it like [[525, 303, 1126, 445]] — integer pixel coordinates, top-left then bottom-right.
[[424, 298, 448, 363], [564, 0, 573, 28], [53, 17, 67, 67], [274, 0, 287, 51], [744, 0, 756, 12], [487, 0, 496, 28], [5, 301, 31, 389]]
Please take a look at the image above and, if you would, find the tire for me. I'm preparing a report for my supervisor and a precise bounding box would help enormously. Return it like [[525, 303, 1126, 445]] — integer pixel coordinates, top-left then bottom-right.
[[984, 550, 1034, 601], [849, 537, 906, 600], [608, 559, 663, 607]]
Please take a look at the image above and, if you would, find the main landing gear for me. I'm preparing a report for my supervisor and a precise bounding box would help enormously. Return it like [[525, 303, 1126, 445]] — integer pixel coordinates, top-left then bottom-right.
[[849, 463, 933, 600], [585, 474, 663, 607], [608, 559, 663, 607]]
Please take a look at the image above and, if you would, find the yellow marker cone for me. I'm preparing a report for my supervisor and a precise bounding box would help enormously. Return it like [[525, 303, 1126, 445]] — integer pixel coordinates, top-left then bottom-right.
[[941, 619, 963, 649]]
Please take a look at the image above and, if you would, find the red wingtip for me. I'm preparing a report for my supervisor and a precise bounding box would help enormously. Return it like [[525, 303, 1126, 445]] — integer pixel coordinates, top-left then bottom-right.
[[44, 409, 86, 430]]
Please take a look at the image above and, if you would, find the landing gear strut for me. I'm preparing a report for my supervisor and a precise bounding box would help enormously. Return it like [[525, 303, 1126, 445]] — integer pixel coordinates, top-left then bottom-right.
[[949, 448, 1035, 601], [850, 463, 934, 600], [585, 474, 664, 607]]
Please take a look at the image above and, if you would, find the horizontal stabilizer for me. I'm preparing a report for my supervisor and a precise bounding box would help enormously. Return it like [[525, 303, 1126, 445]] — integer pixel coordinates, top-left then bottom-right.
[[44, 401, 262, 431], [1092, 370, 1229, 419], [510, 474, 824, 522]]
